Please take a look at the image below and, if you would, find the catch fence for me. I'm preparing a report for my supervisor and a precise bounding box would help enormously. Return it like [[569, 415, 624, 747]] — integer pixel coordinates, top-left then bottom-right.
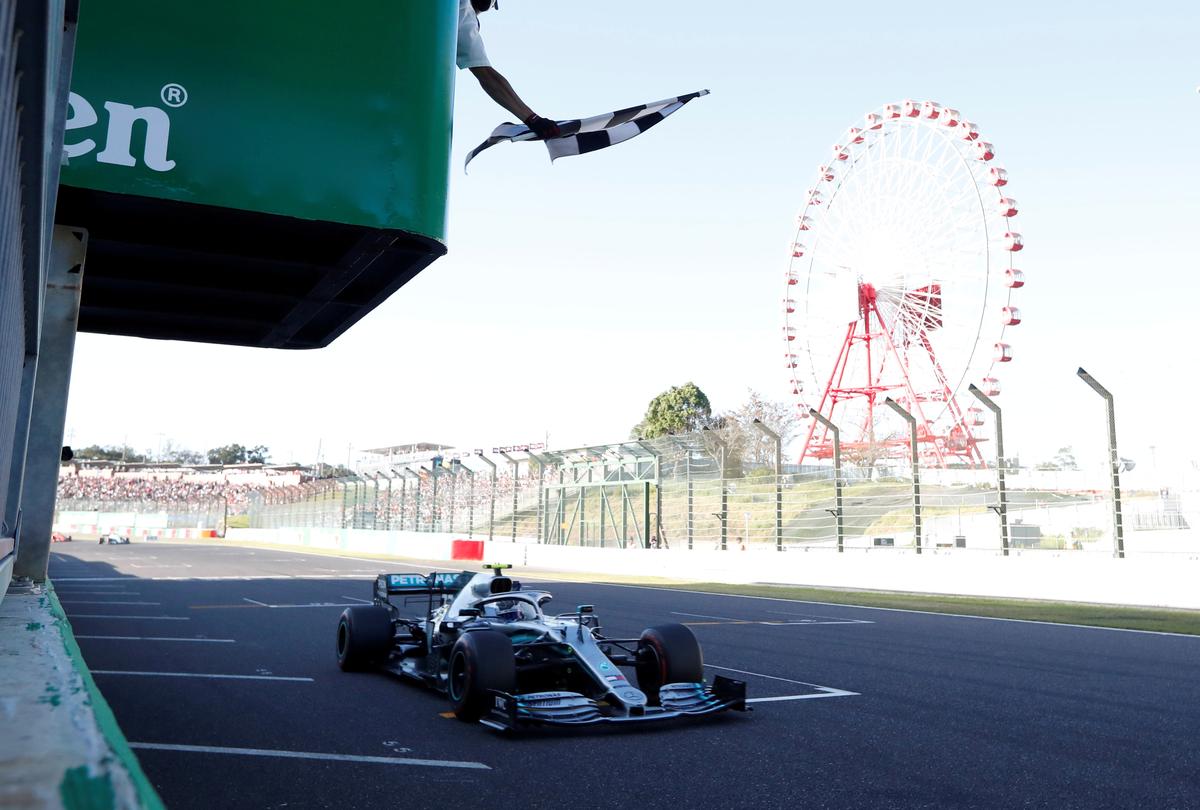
[[236, 427, 1197, 557]]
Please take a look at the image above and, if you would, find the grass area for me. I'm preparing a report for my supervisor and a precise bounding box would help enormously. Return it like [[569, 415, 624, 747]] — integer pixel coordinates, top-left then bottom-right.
[[623, 580, 1200, 636]]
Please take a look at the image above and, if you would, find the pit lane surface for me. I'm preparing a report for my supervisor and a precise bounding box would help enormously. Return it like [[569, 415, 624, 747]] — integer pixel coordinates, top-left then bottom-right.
[[50, 543, 1199, 809]]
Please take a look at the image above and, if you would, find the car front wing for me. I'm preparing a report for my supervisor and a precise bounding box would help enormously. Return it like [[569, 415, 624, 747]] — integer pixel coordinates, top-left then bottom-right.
[[479, 676, 749, 732]]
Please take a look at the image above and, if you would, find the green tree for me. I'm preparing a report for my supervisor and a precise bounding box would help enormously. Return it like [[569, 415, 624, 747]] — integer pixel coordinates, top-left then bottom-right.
[[74, 444, 147, 463], [723, 389, 801, 468], [632, 382, 713, 438], [246, 445, 270, 464], [160, 440, 203, 465], [206, 444, 271, 465]]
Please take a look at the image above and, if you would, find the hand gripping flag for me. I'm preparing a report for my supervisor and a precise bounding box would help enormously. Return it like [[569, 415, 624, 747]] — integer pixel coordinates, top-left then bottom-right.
[[464, 89, 709, 172]]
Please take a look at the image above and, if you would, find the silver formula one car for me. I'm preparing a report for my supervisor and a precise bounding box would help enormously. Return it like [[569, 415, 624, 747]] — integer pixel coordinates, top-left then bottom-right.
[[335, 564, 748, 731]]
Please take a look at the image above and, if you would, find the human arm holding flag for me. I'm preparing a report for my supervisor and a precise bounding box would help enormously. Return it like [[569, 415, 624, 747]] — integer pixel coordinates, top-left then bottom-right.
[[467, 67, 560, 139], [458, 0, 560, 139]]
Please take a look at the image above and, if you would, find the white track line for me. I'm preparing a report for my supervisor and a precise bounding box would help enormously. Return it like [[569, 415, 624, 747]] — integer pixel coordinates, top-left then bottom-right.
[[237, 598, 362, 609], [672, 610, 872, 627], [128, 742, 489, 770], [705, 664, 860, 702], [57, 600, 160, 606], [54, 575, 375, 582], [54, 592, 141, 596], [75, 636, 235, 643], [55, 584, 133, 589], [66, 614, 189, 621], [91, 671, 312, 682], [341, 596, 372, 604], [706, 663, 841, 688], [747, 691, 858, 703], [674, 610, 741, 621], [571, 580, 1200, 640]]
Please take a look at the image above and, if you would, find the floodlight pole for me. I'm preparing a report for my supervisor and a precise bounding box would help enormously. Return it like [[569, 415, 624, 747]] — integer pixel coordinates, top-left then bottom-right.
[[809, 410, 844, 553], [884, 398, 922, 554], [475, 452, 497, 542], [968, 384, 1009, 556], [1077, 368, 1125, 558], [752, 420, 784, 552], [704, 429, 728, 550], [499, 451, 520, 542]]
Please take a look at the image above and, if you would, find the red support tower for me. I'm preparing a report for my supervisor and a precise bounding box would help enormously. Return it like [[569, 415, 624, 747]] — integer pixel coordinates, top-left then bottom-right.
[[798, 282, 985, 467], [784, 100, 1024, 470]]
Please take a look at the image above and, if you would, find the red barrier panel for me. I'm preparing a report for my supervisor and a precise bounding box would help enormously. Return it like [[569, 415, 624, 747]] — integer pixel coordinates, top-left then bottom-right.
[[451, 539, 484, 561]]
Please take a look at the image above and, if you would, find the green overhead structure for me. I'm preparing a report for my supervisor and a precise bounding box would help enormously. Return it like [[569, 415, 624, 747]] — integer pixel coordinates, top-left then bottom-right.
[[57, 0, 457, 348]]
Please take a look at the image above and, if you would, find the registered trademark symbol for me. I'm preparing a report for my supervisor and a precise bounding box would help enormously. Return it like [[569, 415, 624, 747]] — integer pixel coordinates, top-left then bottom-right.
[[160, 83, 188, 107]]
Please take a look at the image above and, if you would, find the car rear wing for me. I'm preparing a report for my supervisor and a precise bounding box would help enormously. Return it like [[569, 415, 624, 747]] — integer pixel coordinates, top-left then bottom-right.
[[374, 571, 474, 600]]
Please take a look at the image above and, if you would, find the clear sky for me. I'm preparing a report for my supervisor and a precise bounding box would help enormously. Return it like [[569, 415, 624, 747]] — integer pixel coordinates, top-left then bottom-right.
[[64, 0, 1200, 485]]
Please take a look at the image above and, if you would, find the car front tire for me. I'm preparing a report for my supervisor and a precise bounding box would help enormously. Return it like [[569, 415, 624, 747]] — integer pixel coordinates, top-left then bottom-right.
[[636, 623, 704, 705], [447, 630, 516, 722]]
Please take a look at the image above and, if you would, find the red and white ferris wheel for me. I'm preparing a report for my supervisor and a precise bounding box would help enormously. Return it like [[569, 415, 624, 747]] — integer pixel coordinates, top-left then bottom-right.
[[783, 100, 1025, 467]]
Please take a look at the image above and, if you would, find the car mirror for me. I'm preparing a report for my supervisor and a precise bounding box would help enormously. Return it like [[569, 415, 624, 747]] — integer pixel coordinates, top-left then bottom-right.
[[458, 608, 481, 618]]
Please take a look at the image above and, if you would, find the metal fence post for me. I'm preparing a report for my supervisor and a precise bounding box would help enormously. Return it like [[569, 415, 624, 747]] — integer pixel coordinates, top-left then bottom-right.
[[685, 450, 694, 550], [447, 461, 458, 533], [370, 473, 379, 529], [382, 471, 393, 531], [430, 462, 440, 533], [1077, 368, 1125, 558], [499, 452, 519, 542], [752, 420, 784, 552], [884, 398, 921, 554], [463, 466, 475, 538], [704, 429, 728, 551], [809, 410, 844, 553], [475, 452, 497, 542], [396, 469, 407, 530], [528, 452, 547, 545], [405, 468, 422, 532], [968, 384, 1009, 556]]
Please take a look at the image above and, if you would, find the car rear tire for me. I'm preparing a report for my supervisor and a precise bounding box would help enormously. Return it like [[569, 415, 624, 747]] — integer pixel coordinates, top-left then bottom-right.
[[447, 630, 516, 722], [636, 623, 704, 704], [336, 606, 393, 671]]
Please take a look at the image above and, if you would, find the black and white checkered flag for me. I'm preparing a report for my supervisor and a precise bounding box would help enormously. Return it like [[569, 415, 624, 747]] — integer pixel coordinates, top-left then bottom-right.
[[465, 90, 710, 172]]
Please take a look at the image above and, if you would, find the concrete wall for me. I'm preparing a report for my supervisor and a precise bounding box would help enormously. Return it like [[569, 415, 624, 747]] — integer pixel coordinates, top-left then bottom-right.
[[54, 510, 219, 538], [225, 527, 1200, 610]]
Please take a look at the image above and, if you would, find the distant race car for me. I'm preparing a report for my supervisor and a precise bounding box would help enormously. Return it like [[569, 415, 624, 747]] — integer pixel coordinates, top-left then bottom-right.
[[51, 532, 72, 543], [335, 564, 749, 731], [98, 533, 130, 545]]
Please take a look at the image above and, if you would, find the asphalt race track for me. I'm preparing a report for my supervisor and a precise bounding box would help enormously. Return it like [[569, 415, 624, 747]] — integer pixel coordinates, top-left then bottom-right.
[[50, 542, 1200, 809]]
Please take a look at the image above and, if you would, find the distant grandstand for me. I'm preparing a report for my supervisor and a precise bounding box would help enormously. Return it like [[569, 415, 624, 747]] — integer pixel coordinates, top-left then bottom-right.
[[57, 460, 313, 516], [355, 442, 455, 475]]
